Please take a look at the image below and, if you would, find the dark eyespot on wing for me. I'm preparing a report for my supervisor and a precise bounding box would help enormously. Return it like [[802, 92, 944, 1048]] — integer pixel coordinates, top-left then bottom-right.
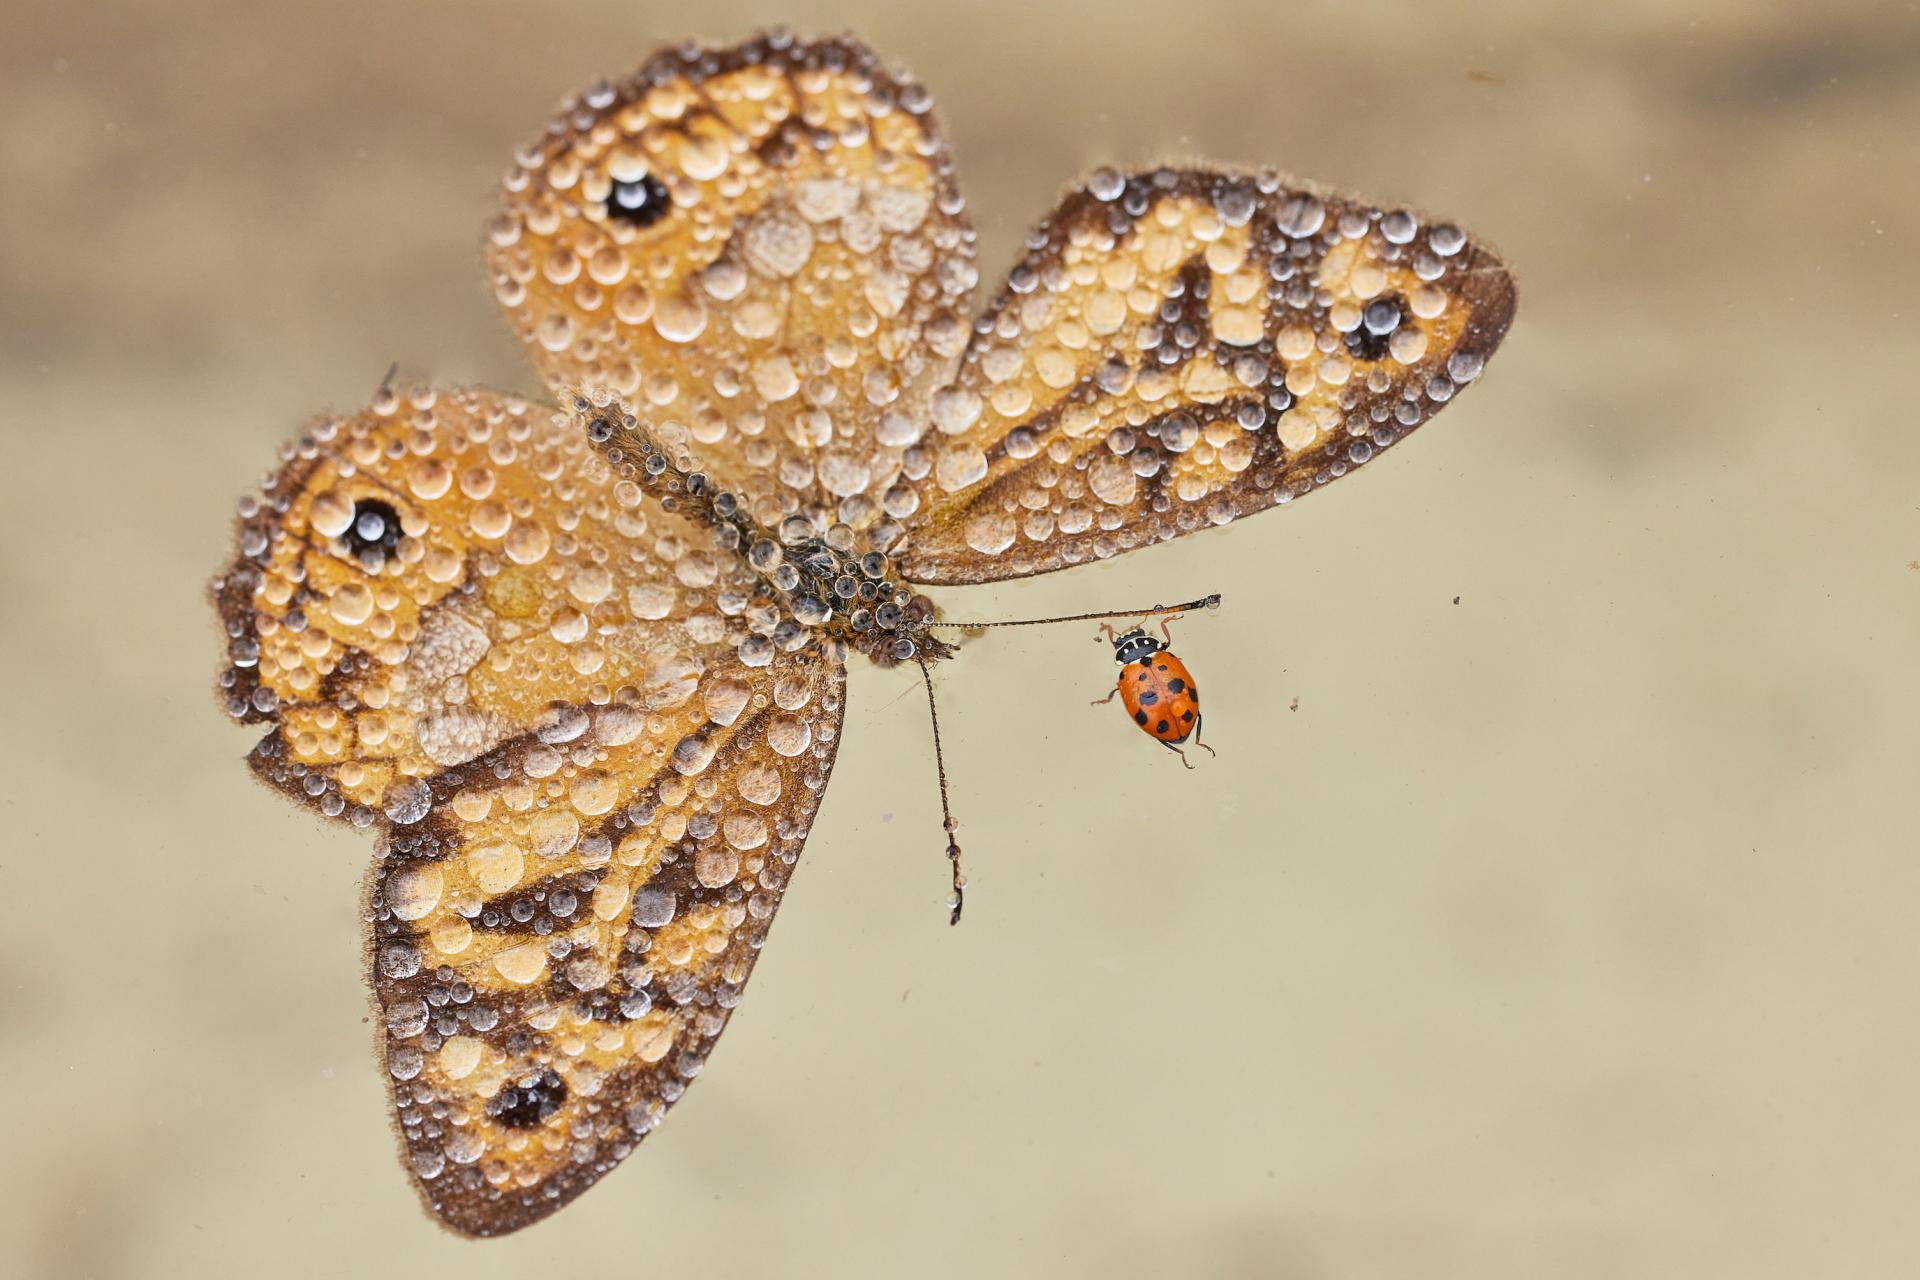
[[1344, 293, 1406, 362], [606, 174, 671, 227], [347, 498, 402, 556], [488, 1069, 567, 1128]]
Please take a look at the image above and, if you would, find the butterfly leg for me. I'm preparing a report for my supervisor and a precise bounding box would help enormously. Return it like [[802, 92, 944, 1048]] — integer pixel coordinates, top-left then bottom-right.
[[915, 656, 968, 926], [1192, 713, 1217, 758], [1159, 740, 1195, 770], [945, 821, 965, 927]]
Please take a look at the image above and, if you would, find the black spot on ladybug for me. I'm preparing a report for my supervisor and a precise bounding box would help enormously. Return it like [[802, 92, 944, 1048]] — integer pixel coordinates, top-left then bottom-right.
[[488, 1069, 567, 1128], [1138, 690, 1159, 706], [1156, 663, 1169, 671], [1182, 709, 1195, 722], [1134, 710, 1148, 725], [1167, 678, 1186, 693], [607, 174, 671, 227], [1137, 670, 1148, 682], [1155, 719, 1170, 734]]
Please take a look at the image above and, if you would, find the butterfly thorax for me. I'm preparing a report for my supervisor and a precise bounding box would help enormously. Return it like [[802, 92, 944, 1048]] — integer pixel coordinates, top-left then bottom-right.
[[584, 398, 956, 669]]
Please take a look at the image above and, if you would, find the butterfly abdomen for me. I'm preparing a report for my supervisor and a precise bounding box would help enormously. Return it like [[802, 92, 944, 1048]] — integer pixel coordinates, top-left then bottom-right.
[[1118, 653, 1199, 744]]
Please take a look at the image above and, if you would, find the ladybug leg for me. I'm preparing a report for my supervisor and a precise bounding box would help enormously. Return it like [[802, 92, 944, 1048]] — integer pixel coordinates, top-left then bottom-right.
[[1192, 713, 1217, 758], [1158, 740, 1195, 770], [1089, 683, 1120, 707], [1157, 611, 1186, 646]]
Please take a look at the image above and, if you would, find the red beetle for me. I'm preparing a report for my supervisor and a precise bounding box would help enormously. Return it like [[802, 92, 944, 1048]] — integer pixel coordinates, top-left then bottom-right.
[[1093, 609, 1215, 768]]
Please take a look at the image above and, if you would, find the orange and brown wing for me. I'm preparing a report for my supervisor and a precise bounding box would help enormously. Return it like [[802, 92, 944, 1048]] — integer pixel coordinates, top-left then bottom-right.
[[368, 640, 844, 1235], [486, 32, 978, 517], [212, 387, 848, 1234], [889, 167, 1516, 584], [212, 386, 761, 818]]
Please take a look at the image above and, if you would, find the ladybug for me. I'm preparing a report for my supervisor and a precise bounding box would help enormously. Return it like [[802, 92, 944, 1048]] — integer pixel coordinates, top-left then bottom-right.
[[1093, 612, 1215, 768]]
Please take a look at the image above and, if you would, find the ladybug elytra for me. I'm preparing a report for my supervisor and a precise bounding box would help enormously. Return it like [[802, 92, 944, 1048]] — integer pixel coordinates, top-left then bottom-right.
[[1093, 612, 1215, 768]]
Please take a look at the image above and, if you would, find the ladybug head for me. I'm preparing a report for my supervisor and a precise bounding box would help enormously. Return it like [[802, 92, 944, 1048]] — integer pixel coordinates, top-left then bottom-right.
[[1109, 627, 1162, 666]]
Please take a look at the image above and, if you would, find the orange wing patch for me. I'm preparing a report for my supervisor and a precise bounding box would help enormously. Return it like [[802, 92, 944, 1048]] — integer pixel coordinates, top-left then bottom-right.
[[486, 33, 979, 516], [214, 387, 760, 823], [890, 168, 1515, 584]]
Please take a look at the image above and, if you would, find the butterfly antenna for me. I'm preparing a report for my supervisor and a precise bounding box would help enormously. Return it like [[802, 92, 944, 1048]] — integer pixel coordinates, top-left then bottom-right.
[[927, 592, 1222, 630], [915, 656, 966, 926]]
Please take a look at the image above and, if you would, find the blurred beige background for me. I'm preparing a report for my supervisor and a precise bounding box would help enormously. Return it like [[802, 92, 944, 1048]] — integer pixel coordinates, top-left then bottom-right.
[[4, 0, 1918, 1276]]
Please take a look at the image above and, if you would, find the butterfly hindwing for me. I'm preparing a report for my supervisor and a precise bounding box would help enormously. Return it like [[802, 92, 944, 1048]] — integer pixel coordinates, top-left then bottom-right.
[[370, 640, 845, 1236], [890, 167, 1517, 584], [486, 32, 979, 515]]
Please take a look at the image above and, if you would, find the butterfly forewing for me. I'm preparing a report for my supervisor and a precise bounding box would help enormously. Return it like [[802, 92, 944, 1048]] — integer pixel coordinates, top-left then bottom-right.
[[891, 168, 1516, 584], [485, 32, 979, 516], [214, 387, 760, 816]]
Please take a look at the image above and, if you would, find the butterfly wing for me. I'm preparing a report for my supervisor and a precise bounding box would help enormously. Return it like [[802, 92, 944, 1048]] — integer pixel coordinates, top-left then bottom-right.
[[212, 387, 848, 1234], [485, 32, 978, 517], [215, 386, 764, 810], [368, 639, 843, 1236], [887, 168, 1517, 584]]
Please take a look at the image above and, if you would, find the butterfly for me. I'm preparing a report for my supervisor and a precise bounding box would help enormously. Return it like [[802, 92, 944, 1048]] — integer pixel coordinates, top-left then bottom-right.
[[210, 29, 1515, 1236]]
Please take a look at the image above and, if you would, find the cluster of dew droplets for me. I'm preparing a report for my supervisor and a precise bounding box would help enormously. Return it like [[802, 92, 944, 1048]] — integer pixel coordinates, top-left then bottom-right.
[[587, 393, 945, 669], [217, 387, 560, 819], [197, 378, 861, 1212], [209, 377, 860, 1200], [361, 653, 848, 1208], [483, 29, 980, 531], [218, 385, 799, 832], [896, 167, 1490, 577]]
